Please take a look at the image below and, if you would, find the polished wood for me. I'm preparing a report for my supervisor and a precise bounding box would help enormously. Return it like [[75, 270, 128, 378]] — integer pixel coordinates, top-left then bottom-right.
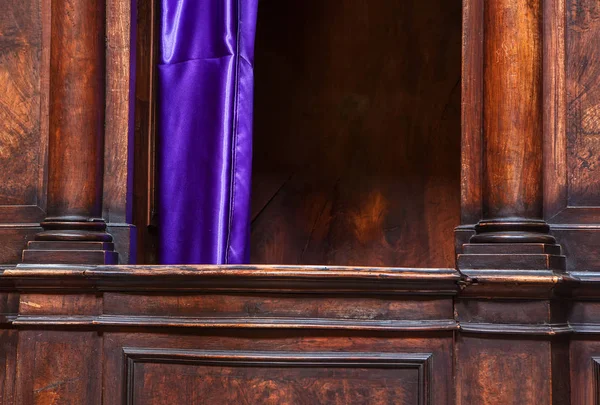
[[0, 0, 135, 266], [20, 0, 121, 264], [482, 0, 543, 221], [47, 0, 105, 219], [0, 0, 49, 264], [0, 265, 457, 405], [0, 264, 599, 404], [5, 0, 600, 403], [458, 0, 561, 273], [104, 0, 134, 225], [251, 0, 462, 268]]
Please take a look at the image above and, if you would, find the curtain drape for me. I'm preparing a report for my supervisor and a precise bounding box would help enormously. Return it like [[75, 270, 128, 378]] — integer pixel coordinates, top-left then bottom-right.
[[158, 0, 258, 264]]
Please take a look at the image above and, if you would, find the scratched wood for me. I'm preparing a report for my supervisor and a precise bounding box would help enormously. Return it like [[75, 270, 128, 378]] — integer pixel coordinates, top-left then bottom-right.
[[0, 0, 45, 207], [251, 0, 462, 267], [133, 362, 420, 405], [14, 331, 102, 404], [0, 0, 49, 264], [566, 0, 600, 206], [104, 0, 133, 225]]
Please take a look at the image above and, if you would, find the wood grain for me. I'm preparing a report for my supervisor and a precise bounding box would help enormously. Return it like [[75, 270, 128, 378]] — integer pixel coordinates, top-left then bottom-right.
[[566, 0, 600, 207], [47, 0, 106, 218], [482, 0, 543, 220], [103, 0, 134, 225], [126, 350, 431, 405], [14, 331, 102, 405], [457, 337, 552, 405], [0, 0, 44, 208], [251, 0, 462, 267], [461, 0, 484, 224]]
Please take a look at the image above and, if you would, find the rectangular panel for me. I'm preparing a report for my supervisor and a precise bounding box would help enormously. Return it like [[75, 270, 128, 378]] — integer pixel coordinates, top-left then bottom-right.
[[457, 337, 552, 404], [14, 331, 101, 405], [0, 0, 48, 216], [566, 0, 600, 206], [124, 349, 432, 405]]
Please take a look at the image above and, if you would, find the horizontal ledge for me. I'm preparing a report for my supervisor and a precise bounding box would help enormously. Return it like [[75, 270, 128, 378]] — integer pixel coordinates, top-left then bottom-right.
[[11, 315, 458, 331], [123, 348, 433, 366], [0, 265, 462, 294], [568, 272, 600, 282], [459, 322, 571, 335], [568, 323, 600, 334], [8, 264, 460, 280]]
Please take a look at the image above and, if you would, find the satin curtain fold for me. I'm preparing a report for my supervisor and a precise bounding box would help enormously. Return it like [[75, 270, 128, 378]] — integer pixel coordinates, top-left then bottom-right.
[[158, 0, 258, 264]]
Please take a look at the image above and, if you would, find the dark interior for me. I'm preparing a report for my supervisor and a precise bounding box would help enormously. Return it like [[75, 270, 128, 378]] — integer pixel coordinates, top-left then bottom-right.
[[251, 0, 463, 267]]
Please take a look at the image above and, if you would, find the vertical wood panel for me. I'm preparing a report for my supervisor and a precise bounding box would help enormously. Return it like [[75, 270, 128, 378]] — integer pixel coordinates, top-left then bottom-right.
[[251, 0, 462, 267], [0, 0, 44, 207], [543, 0, 567, 220], [566, 0, 600, 206], [104, 0, 134, 225], [14, 331, 101, 405], [457, 337, 552, 405], [461, 0, 484, 224]]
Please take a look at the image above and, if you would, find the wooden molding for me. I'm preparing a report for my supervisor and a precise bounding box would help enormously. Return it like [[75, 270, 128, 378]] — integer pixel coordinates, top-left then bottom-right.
[[122, 349, 433, 405]]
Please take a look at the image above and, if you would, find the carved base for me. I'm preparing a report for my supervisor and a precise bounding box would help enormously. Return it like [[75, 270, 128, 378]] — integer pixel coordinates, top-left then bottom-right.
[[20, 218, 118, 265], [458, 243, 565, 271], [470, 219, 556, 244]]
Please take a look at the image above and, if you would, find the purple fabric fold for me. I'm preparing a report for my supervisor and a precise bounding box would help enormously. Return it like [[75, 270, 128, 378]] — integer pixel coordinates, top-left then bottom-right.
[[158, 0, 258, 264]]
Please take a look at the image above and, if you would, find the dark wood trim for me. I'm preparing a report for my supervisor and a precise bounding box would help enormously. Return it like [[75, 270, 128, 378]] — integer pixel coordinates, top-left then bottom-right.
[[10, 315, 458, 332], [543, 0, 568, 221], [132, 0, 158, 264], [460, 0, 484, 224], [459, 322, 571, 336], [3, 265, 462, 294]]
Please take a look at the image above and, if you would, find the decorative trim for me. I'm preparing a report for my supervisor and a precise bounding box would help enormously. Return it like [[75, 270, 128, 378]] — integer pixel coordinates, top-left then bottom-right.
[[570, 324, 600, 335], [122, 349, 433, 405], [459, 322, 572, 336], [11, 314, 458, 332], [1, 265, 461, 295]]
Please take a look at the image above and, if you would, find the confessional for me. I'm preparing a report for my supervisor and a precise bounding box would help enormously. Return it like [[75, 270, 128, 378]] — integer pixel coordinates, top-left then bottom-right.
[[1, 0, 600, 403]]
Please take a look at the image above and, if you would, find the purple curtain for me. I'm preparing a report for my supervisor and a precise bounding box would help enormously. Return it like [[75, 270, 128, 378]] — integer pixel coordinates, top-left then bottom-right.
[[158, 0, 258, 264]]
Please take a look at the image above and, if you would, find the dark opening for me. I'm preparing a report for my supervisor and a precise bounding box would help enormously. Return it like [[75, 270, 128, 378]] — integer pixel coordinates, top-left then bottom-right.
[[251, 0, 462, 267]]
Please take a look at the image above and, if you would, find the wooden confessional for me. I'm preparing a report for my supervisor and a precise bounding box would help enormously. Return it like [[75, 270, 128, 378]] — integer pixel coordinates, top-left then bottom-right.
[[1, 0, 600, 403]]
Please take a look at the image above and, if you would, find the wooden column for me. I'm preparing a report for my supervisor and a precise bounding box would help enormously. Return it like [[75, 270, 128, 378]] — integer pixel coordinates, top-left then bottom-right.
[[475, 0, 550, 242], [21, 0, 117, 265], [458, 0, 564, 272]]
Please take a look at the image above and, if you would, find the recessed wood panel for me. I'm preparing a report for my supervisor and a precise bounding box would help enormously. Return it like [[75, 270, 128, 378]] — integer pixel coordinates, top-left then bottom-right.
[[457, 337, 552, 405], [251, 0, 462, 267], [566, 0, 600, 206], [0, 0, 47, 210], [125, 349, 431, 405], [14, 331, 101, 405]]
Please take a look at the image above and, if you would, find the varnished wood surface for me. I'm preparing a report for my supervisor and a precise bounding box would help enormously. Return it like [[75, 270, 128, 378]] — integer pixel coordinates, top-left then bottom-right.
[[461, 0, 484, 225], [482, 0, 543, 220], [47, 0, 106, 218], [566, 0, 600, 207], [0, 265, 459, 404], [251, 0, 462, 268], [0, 264, 599, 403], [0, 0, 46, 210], [0, 0, 49, 264], [104, 0, 134, 224]]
